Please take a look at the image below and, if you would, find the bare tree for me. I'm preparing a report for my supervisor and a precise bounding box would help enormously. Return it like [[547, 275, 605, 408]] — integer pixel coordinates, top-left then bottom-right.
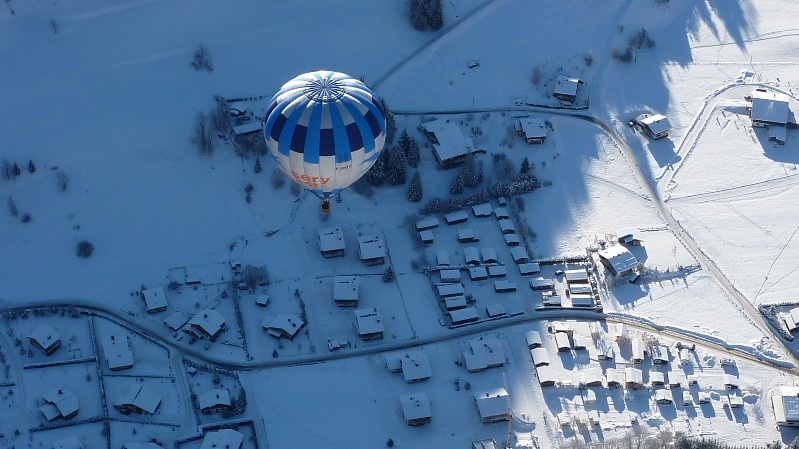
[[56, 172, 69, 191], [50, 19, 58, 34], [7, 197, 18, 217], [193, 112, 214, 156], [191, 44, 213, 72]]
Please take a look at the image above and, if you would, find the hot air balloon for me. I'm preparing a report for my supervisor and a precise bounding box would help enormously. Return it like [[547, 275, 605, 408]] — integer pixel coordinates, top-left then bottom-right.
[[263, 70, 387, 214]]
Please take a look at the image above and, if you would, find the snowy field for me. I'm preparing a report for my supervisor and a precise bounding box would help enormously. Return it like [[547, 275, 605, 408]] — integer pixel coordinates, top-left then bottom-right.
[[4, 0, 799, 447]]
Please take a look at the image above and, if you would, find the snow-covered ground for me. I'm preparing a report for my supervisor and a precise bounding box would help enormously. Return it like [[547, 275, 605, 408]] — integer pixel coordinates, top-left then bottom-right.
[[4, 0, 799, 447]]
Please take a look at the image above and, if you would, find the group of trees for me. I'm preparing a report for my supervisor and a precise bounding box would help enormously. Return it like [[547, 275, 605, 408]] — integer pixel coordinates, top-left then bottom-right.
[[409, 0, 444, 31], [613, 28, 656, 64], [1, 159, 36, 181], [191, 44, 213, 72]]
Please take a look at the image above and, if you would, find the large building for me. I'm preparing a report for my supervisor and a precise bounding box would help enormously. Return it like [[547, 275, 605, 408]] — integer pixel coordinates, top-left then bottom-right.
[[750, 90, 790, 128], [772, 386, 799, 427], [186, 309, 226, 341], [598, 244, 639, 276], [419, 118, 482, 168]]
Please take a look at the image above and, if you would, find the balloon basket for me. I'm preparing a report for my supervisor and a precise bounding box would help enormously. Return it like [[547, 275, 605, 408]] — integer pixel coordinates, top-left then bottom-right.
[[321, 200, 331, 216]]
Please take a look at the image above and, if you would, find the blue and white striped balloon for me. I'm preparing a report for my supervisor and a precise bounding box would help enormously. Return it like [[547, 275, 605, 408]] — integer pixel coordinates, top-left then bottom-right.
[[263, 71, 386, 200]]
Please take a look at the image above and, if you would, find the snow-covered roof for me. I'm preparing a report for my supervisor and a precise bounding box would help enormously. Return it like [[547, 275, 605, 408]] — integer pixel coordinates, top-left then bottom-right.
[[357, 234, 385, 261], [400, 350, 432, 382], [142, 287, 168, 312], [751, 90, 790, 125], [498, 219, 516, 233], [655, 389, 673, 403], [436, 250, 451, 266], [464, 338, 505, 372], [440, 269, 461, 283], [469, 266, 488, 280], [333, 276, 359, 302], [39, 402, 61, 421], [122, 444, 163, 449], [481, 247, 497, 263], [536, 365, 557, 385], [485, 303, 506, 317], [773, 386, 799, 424], [318, 226, 345, 252], [420, 119, 475, 163], [598, 244, 639, 275], [570, 294, 593, 307], [29, 324, 60, 351], [786, 307, 799, 331], [639, 114, 671, 135], [255, 295, 270, 307], [518, 262, 540, 275], [198, 388, 231, 410], [493, 280, 516, 292], [354, 307, 384, 335], [510, 246, 529, 263], [723, 373, 739, 387], [232, 121, 261, 136], [650, 371, 665, 385], [531, 347, 550, 366], [445, 296, 468, 310], [53, 436, 84, 449], [400, 393, 431, 422], [188, 309, 226, 337], [449, 306, 478, 324], [102, 334, 134, 370], [164, 311, 189, 330], [554, 332, 571, 350], [473, 388, 509, 420], [625, 367, 643, 385], [529, 277, 555, 289], [464, 247, 480, 265], [651, 345, 669, 362], [518, 118, 546, 138], [596, 338, 614, 359], [526, 330, 542, 348], [493, 207, 509, 219], [228, 102, 247, 115], [444, 210, 468, 224], [41, 387, 79, 418], [564, 268, 588, 283], [115, 384, 162, 414], [262, 313, 304, 338], [554, 75, 580, 98], [384, 353, 403, 373], [632, 339, 646, 360], [200, 429, 244, 449], [487, 265, 507, 277], [437, 283, 465, 297], [458, 228, 478, 240], [606, 368, 624, 386], [769, 124, 787, 143], [472, 203, 493, 217], [415, 217, 440, 231]]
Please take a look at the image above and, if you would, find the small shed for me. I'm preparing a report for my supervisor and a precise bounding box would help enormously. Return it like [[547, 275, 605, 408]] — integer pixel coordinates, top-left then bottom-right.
[[419, 230, 434, 244], [504, 234, 521, 246], [583, 366, 603, 387], [449, 306, 479, 325], [525, 330, 542, 349], [529, 277, 555, 290], [469, 266, 488, 281], [683, 391, 694, 406], [481, 247, 498, 264], [457, 228, 480, 243], [655, 389, 673, 404], [445, 210, 469, 225], [255, 295, 270, 307], [472, 203, 494, 218], [437, 283, 465, 298], [485, 303, 506, 318], [445, 295, 468, 311], [415, 217, 440, 231], [572, 335, 589, 350], [554, 332, 571, 352], [440, 269, 461, 283], [724, 373, 739, 390], [537, 365, 557, 387], [596, 339, 614, 360], [436, 250, 451, 266], [487, 265, 507, 277], [625, 367, 644, 389], [632, 339, 647, 364], [530, 347, 550, 367], [564, 269, 589, 284], [510, 247, 529, 264], [498, 219, 516, 235], [518, 262, 541, 275], [651, 345, 669, 364], [698, 391, 711, 404], [494, 207, 509, 219], [606, 368, 624, 387], [650, 371, 666, 386], [493, 280, 516, 293], [464, 247, 481, 265]]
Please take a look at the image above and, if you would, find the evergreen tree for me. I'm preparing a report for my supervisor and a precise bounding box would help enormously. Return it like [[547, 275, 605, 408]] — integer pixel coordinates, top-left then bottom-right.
[[254, 157, 262, 173], [386, 148, 407, 185], [407, 172, 422, 202], [381, 98, 397, 145], [367, 150, 388, 186], [409, 0, 427, 30], [398, 129, 411, 157], [11, 163, 20, 178], [27, 160, 36, 173], [382, 266, 395, 283], [520, 157, 530, 174], [450, 173, 464, 195], [406, 137, 420, 168], [425, 0, 444, 30]]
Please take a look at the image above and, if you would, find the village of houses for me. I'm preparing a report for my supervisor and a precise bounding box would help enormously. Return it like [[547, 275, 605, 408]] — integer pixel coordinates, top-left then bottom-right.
[[4, 54, 799, 448]]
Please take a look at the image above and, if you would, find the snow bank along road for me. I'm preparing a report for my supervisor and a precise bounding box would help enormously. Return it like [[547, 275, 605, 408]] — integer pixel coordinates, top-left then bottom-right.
[[0, 301, 794, 377], [394, 103, 798, 366]]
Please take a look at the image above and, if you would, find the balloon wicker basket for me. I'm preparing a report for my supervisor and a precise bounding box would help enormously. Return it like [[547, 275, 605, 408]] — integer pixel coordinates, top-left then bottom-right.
[[321, 200, 331, 215]]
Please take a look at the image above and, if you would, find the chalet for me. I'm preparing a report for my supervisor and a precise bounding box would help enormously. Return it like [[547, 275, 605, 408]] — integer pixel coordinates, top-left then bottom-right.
[[333, 276, 359, 307], [262, 313, 304, 340], [583, 366, 603, 387], [493, 207, 510, 220], [400, 393, 432, 426], [564, 269, 589, 284], [357, 234, 386, 265], [750, 90, 790, 128], [632, 339, 647, 364], [444, 210, 469, 225], [599, 245, 639, 276], [553, 76, 581, 103], [437, 283, 465, 298], [530, 347, 550, 367], [474, 388, 509, 423], [198, 388, 231, 414], [436, 250, 451, 266], [487, 265, 507, 277], [536, 365, 557, 387], [529, 277, 555, 290], [449, 306, 479, 325], [53, 437, 84, 449], [400, 351, 432, 383], [39, 388, 79, 421], [415, 217, 440, 231], [464, 338, 505, 372], [464, 247, 481, 265], [102, 334, 134, 371], [484, 298, 507, 321], [498, 219, 516, 235], [141, 287, 168, 313], [469, 266, 488, 281], [419, 230, 434, 244], [651, 345, 669, 365], [255, 295, 270, 307], [518, 262, 540, 275], [596, 339, 614, 360], [481, 247, 498, 264], [554, 332, 571, 352], [504, 233, 521, 246], [186, 309, 226, 341], [164, 312, 189, 331], [625, 367, 644, 389], [445, 295, 467, 311], [457, 228, 480, 243], [772, 386, 799, 427], [606, 368, 624, 387], [440, 269, 461, 283], [200, 429, 243, 449], [510, 247, 529, 264], [635, 113, 672, 139], [515, 118, 547, 144], [354, 307, 384, 340], [232, 121, 261, 137], [114, 384, 162, 415], [420, 118, 481, 168], [525, 330, 543, 348], [784, 306, 799, 332], [655, 389, 673, 404], [318, 226, 345, 258], [472, 203, 494, 217], [493, 280, 516, 293], [724, 373, 739, 390], [650, 371, 666, 386], [29, 325, 61, 355]]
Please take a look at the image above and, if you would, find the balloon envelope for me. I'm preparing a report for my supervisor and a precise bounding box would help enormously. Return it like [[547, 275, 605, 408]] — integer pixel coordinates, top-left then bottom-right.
[[263, 71, 386, 199]]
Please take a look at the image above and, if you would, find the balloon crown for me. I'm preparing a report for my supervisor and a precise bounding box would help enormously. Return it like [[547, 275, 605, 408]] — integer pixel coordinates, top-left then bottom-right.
[[303, 75, 346, 103]]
